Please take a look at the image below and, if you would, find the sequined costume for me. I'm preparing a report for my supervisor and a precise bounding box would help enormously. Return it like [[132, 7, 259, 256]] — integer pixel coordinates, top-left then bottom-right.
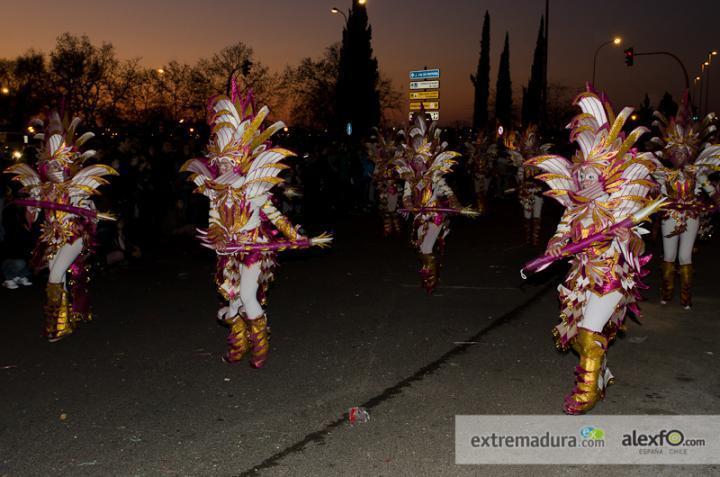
[[394, 113, 464, 294], [182, 91, 329, 367], [464, 131, 497, 214], [4, 112, 117, 341], [649, 94, 720, 309], [507, 125, 552, 245], [367, 129, 403, 236], [528, 88, 656, 414]]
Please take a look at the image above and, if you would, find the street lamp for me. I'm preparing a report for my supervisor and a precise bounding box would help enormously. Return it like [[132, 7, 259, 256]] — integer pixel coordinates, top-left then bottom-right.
[[704, 51, 717, 116], [1, 86, 9, 95], [592, 36, 622, 87], [156, 68, 165, 75], [330, 7, 347, 22], [693, 76, 702, 112]]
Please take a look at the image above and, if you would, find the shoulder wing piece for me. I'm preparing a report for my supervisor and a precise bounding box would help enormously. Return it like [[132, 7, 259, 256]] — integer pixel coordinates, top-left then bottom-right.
[[180, 158, 214, 189], [242, 148, 294, 199], [69, 164, 118, 197], [606, 153, 656, 218], [4, 163, 41, 191], [526, 154, 575, 207], [694, 144, 720, 173], [425, 151, 459, 180]]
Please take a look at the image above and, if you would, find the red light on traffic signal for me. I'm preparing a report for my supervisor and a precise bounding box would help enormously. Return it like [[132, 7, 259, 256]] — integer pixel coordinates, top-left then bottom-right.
[[624, 47, 634, 66]]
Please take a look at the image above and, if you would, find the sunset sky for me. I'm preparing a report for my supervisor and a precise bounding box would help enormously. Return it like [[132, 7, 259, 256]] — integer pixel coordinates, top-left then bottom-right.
[[3, 0, 719, 125]]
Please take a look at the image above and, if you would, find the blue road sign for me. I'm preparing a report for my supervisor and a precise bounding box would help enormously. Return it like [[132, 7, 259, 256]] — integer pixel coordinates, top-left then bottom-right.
[[409, 69, 440, 80]]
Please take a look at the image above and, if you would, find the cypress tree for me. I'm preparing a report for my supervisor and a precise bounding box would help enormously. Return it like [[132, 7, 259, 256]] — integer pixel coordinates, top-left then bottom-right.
[[335, 0, 381, 140], [495, 33, 513, 128], [470, 11, 491, 130], [523, 17, 545, 125]]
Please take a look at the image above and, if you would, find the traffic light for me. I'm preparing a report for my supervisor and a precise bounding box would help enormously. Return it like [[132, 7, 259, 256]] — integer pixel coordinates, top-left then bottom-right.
[[624, 47, 634, 66]]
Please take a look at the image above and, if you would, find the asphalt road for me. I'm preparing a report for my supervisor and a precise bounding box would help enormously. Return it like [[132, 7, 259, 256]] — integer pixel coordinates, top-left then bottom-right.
[[1, 205, 719, 476]]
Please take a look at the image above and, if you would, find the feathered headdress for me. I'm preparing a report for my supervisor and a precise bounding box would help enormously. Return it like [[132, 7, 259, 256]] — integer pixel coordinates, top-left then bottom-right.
[[204, 90, 288, 175], [393, 112, 460, 181], [182, 89, 294, 199], [650, 91, 719, 168], [526, 86, 656, 215], [506, 124, 552, 165], [32, 111, 96, 169]]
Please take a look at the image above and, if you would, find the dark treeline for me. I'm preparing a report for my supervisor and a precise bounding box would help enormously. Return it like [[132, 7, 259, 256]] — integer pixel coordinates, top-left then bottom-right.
[[0, 29, 689, 271], [0, 32, 402, 257]]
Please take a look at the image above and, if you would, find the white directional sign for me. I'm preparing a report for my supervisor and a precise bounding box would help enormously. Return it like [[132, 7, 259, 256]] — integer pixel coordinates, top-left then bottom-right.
[[408, 69, 440, 123], [410, 80, 439, 90], [409, 69, 440, 80], [409, 91, 439, 100], [409, 111, 440, 121]]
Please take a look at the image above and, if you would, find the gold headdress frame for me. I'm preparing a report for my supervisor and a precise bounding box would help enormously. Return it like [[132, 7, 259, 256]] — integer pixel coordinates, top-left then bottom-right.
[[205, 92, 287, 174], [567, 88, 648, 174], [32, 110, 96, 169], [651, 91, 717, 167]]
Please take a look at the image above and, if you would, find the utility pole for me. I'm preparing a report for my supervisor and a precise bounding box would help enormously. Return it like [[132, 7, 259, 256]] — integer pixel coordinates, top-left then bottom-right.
[[543, 0, 549, 121]]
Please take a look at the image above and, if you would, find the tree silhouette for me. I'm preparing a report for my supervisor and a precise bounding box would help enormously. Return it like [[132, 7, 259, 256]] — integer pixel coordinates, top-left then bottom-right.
[[0, 51, 49, 129], [335, 0, 381, 140], [470, 11, 491, 130], [49, 33, 119, 123], [658, 92, 678, 118], [522, 17, 545, 125], [495, 33, 513, 128], [282, 44, 341, 130], [636, 93, 654, 127], [196, 42, 277, 110]]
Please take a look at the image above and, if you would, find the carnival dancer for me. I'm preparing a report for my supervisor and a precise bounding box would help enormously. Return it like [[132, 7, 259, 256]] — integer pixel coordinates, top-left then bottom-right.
[[181, 90, 331, 367], [649, 93, 720, 309], [367, 128, 403, 236], [4, 111, 118, 341], [507, 125, 552, 245], [464, 131, 497, 214], [394, 112, 475, 294], [523, 87, 657, 414]]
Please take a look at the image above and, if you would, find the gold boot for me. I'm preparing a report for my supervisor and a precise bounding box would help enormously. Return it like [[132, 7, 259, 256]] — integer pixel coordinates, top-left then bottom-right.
[[44, 283, 74, 342], [660, 261, 675, 304], [563, 328, 609, 415], [246, 314, 269, 368], [679, 264, 693, 309], [222, 316, 249, 364], [419, 253, 438, 294]]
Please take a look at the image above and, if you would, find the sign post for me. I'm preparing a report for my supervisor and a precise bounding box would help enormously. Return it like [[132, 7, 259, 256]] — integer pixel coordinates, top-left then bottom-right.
[[408, 68, 440, 122]]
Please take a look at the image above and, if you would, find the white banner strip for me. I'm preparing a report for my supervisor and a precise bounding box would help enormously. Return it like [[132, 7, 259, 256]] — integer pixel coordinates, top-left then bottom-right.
[[410, 80, 439, 90], [456, 415, 720, 465], [409, 111, 439, 120]]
